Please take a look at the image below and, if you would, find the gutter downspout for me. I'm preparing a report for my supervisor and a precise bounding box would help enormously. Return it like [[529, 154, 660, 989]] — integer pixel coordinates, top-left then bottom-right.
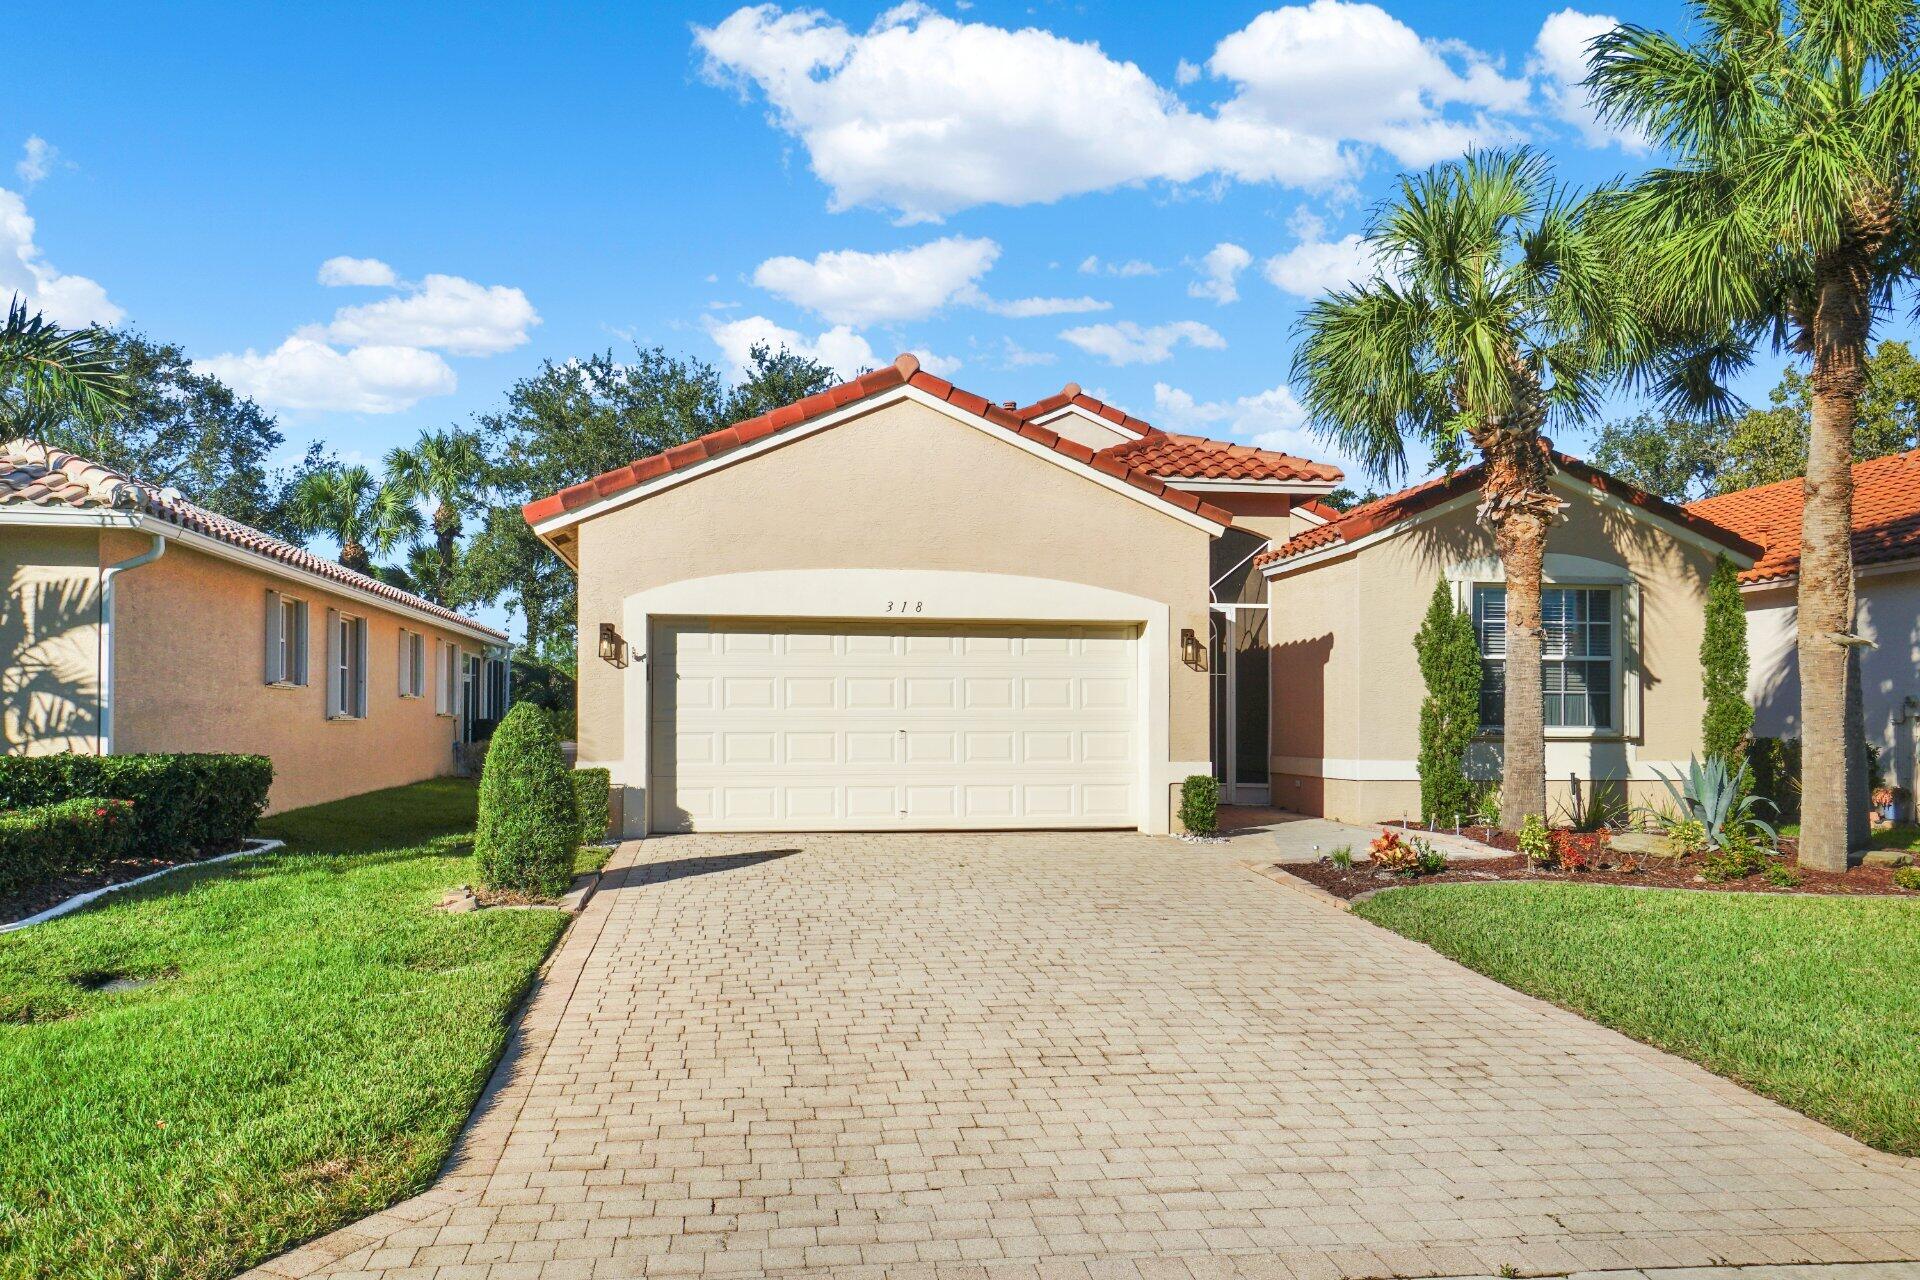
[[97, 532, 167, 755]]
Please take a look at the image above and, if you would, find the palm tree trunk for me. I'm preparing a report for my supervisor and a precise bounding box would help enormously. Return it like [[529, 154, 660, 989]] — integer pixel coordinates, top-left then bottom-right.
[[340, 540, 371, 576], [1496, 509, 1550, 828], [1797, 246, 1872, 872], [434, 504, 459, 593]]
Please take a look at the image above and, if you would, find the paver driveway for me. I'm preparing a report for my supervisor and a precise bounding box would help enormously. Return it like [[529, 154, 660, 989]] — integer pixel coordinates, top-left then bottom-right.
[[256, 832, 1920, 1280]]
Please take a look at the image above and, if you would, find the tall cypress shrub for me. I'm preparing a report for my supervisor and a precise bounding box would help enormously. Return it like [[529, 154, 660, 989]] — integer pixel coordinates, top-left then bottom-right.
[[1701, 556, 1753, 764], [475, 702, 578, 898], [1414, 580, 1482, 825]]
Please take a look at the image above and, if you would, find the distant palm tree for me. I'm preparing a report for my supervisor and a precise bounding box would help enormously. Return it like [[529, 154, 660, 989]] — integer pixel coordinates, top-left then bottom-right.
[[290, 465, 422, 576], [0, 297, 125, 433], [1292, 150, 1639, 828], [1588, 0, 1920, 870], [385, 428, 488, 593]]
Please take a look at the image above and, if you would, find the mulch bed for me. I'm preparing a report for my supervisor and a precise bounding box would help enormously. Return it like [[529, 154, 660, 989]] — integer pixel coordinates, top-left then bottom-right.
[[1291, 832, 1919, 901], [0, 852, 235, 928]]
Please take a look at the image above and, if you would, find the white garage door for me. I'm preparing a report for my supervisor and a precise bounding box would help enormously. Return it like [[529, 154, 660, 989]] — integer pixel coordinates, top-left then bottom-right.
[[650, 618, 1139, 831]]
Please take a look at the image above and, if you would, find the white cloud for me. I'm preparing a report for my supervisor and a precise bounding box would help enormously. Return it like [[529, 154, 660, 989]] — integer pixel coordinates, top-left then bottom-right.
[[1207, 0, 1529, 169], [694, 3, 1553, 220], [1079, 255, 1160, 278], [975, 293, 1108, 318], [200, 337, 456, 414], [1058, 320, 1224, 366], [1264, 209, 1374, 297], [0, 186, 122, 328], [1189, 242, 1252, 305], [704, 313, 878, 381], [15, 137, 56, 186], [754, 236, 998, 326], [694, 4, 1351, 222], [1531, 9, 1642, 149], [913, 347, 962, 377], [1153, 380, 1354, 475], [993, 337, 1056, 368], [317, 255, 399, 287], [323, 273, 539, 356]]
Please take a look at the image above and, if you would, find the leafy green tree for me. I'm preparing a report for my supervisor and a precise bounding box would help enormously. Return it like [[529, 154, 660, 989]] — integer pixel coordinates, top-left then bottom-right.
[[1293, 150, 1645, 829], [1701, 556, 1753, 764], [474, 702, 576, 898], [289, 465, 422, 576], [0, 297, 124, 432], [1590, 0, 1920, 869], [1590, 343, 1920, 501], [473, 342, 838, 655], [1414, 581, 1483, 825], [384, 427, 489, 596], [28, 329, 319, 541]]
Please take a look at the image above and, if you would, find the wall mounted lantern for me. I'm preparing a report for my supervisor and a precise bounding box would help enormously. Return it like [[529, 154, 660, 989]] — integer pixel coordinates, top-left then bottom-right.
[[598, 623, 628, 668], [1180, 627, 1207, 671]]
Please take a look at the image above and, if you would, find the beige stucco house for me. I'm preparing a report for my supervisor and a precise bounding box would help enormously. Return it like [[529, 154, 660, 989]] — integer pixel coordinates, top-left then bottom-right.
[[2, 439, 510, 813], [1688, 449, 1920, 812], [1259, 453, 1762, 822], [526, 358, 1761, 835]]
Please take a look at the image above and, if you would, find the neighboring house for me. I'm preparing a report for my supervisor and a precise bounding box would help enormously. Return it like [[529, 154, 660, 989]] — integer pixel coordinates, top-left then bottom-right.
[[2, 439, 510, 813], [1257, 454, 1761, 822], [1687, 449, 1920, 806], [524, 355, 1339, 836]]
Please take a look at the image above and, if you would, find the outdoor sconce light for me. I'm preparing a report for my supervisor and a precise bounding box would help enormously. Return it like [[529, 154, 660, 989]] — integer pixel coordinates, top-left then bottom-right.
[[1180, 627, 1207, 671], [598, 623, 628, 668]]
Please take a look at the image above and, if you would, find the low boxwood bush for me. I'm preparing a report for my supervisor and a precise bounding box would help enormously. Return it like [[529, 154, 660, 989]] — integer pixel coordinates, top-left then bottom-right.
[[0, 797, 137, 899], [0, 753, 271, 856], [475, 703, 577, 898], [1179, 774, 1220, 836], [572, 768, 612, 844]]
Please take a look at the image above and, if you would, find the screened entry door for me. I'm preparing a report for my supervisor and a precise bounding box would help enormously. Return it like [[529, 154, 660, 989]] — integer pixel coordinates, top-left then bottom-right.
[[1210, 605, 1270, 806], [650, 618, 1141, 831]]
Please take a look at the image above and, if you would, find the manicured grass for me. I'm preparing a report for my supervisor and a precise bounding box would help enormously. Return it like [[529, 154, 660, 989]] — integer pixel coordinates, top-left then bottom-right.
[[1356, 883, 1920, 1155], [1776, 822, 1920, 850], [0, 778, 571, 1280]]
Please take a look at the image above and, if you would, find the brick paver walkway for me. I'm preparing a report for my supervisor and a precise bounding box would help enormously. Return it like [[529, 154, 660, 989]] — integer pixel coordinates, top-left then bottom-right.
[[251, 833, 1920, 1280]]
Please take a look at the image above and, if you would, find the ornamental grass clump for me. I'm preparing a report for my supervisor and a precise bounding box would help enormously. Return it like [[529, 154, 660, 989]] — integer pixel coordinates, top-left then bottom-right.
[[475, 703, 577, 898]]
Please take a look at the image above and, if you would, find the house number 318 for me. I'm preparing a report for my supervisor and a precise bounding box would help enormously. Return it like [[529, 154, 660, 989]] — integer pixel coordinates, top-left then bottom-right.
[[884, 600, 925, 613]]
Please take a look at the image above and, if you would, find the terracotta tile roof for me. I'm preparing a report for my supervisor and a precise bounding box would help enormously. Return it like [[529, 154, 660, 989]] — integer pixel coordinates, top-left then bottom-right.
[[522, 356, 1235, 530], [1014, 385, 1343, 484], [1, 437, 506, 640], [1102, 432, 1343, 484], [1255, 447, 1762, 570], [1293, 498, 1342, 523], [1685, 449, 1920, 585]]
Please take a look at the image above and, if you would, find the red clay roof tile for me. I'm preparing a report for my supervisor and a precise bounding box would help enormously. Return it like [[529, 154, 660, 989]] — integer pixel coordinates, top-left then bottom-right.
[[1685, 449, 1920, 584]]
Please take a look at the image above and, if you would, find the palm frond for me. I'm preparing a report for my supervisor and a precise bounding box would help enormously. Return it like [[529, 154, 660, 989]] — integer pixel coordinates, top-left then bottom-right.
[[0, 297, 126, 428]]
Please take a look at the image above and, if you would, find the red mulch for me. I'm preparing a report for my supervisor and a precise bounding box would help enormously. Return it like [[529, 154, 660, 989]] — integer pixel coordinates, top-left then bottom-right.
[[0, 854, 214, 928], [1293, 830, 1918, 901]]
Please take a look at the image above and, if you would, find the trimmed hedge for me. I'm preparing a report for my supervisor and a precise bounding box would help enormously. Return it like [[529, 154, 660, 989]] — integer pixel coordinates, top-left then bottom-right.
[[0, 798, 137, 899], [1179, 774, 1220, 836], [475, 703, 577, 898], [0, 754, 272, 857], [572, 768, 612, 844]]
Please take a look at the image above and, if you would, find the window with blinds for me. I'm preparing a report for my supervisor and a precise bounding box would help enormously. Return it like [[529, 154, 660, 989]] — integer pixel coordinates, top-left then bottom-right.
[[1472, 585, 1615, 731]]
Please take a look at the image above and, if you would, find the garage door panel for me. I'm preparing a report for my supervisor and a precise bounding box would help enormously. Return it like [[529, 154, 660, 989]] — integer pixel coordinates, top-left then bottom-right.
[[651, 619, 1139, 831]]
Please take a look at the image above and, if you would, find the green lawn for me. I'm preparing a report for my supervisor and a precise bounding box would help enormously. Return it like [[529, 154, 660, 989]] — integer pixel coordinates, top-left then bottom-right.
[[1777, 822, 1920, 850], [1357, 883, 1920, 1155], [0, 778, 572, 1280]]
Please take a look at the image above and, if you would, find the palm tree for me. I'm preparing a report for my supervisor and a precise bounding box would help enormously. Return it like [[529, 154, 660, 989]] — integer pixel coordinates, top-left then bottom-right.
[[0, 296, 126, 432], [290, 465, 422, 576], [1292, 150, 1637, 829], [385, 428, 488, 592], [1587, 0, 1920, 871]]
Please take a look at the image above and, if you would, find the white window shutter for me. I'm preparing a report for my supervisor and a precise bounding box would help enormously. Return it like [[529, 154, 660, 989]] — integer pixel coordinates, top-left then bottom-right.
[[398, 630, 410, 696], [265, 591, 284, 684], [435, 642, 448, 715], [1623, 582, 1643, 740], [354, 620, 369, 717], [325, 609, 342, 716]]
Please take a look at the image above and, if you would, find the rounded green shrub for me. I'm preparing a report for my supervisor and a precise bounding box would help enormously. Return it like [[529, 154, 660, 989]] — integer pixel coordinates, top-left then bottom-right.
[[1179, 774, 1220, 836], [474, 702, 577, 898]]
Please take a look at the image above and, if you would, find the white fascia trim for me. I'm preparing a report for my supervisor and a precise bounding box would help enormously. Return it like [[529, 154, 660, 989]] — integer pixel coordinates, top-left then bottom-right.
[[1291, 505, 1330, 527], [1260, 490, 1480, 579], [1738, 554, 1920, 593], [530, 384, 1229, 538], [1028, 403, 1149, 442], [1162, 478, 1339, 495], [0, 507, 142, 530]]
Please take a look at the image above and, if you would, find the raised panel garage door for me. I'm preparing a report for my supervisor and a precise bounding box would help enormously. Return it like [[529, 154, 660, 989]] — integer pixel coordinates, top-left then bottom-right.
[[650, 619, 1139, 831]]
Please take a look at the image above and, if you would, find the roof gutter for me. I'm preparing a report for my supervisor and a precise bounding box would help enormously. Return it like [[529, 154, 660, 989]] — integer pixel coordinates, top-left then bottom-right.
[[97, 531, 167, 756]]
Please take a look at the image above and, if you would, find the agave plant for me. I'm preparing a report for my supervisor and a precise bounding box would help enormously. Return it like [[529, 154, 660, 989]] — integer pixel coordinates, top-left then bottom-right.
[[1653, 755, 1777, 852]]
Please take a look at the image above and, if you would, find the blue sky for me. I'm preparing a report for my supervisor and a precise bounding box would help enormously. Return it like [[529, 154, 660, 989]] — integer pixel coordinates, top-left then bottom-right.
[[8, 0, 1906, 626]]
